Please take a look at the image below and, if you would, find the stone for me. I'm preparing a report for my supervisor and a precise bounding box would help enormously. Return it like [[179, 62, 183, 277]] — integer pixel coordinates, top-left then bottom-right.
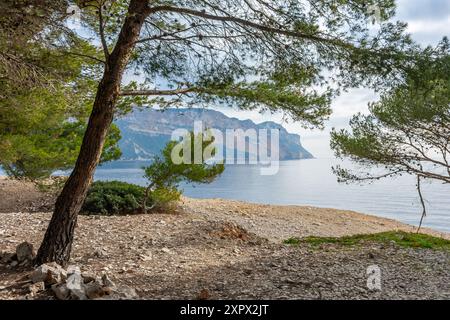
[[93, 248, 108, 258], [19, 259, 31, 267], [85, 281, 106, 299], [66, 271, 86, 300], [50, 268, 89, 300], [102, 285, 139, 300], [70, 287, 87, 300], [67, 265, 81, 275], [101, 274, 115, 288], [112, 285, 138, 299], [52, 283, 70, 300], [28, 281, 45, 297], [81, 272, 97, 284], [16, 242, 34, 262], [102, 286, 113, 295], [197, 289, 211, 300], [31, 262, 67, 285], [161, 247, 171, 254], [139, 253, 152, 261], [10, 260, 18, 267]]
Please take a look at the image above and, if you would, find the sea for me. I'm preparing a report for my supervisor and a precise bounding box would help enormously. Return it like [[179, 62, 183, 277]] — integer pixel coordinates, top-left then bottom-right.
[[2, 158, 449, 232], [92, 158, 450, 233]]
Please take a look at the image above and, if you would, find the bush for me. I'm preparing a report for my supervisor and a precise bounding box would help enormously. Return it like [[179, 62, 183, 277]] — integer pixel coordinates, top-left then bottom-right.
[[81, 181, 151, 216]]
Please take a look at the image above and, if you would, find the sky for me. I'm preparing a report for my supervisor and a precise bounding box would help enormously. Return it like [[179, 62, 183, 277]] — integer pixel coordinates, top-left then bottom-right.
[[214, 0, 450, 158]]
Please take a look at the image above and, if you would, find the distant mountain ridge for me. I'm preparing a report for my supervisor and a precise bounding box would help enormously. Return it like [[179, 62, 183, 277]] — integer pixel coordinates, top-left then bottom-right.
[[115, 108, 313, 161]]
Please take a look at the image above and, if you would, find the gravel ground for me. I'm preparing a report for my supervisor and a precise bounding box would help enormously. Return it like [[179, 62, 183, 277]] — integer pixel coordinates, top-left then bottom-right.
[[1, 198, 449, 300], [0, 177, 55, 213], [1, 178, 449, 299]]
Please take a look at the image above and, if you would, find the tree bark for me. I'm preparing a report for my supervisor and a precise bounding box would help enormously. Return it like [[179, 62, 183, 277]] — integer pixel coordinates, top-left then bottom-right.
[[142, 182, 155, 214], [35, 0, 149, 266]]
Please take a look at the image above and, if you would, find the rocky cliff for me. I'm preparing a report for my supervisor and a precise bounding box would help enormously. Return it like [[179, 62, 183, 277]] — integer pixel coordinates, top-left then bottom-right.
[[115, 108, 313, 161]]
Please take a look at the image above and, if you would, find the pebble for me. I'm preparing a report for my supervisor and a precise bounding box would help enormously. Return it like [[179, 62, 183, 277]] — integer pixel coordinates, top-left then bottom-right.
[[161, 248, 172, 254], [0, 197, 449, 300]]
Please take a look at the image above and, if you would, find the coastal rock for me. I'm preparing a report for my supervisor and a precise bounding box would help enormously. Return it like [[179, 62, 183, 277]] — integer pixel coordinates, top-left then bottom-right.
[[28, 282, 45, 297], [31, 262, 67, 285], [51, 283, 70, 300], [28, 263, 137, 300]]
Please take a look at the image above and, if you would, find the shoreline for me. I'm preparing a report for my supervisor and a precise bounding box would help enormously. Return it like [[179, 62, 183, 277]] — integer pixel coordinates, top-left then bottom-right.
[[179, 197, 450, 241], [1, 175, 449, 239]]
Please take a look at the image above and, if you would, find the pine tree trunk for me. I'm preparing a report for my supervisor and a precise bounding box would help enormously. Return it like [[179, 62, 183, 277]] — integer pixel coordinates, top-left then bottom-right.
[[35, 0, 149, 266]]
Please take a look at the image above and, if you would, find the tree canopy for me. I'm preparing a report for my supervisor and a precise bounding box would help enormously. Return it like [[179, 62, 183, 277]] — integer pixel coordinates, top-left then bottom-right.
[[331, 40, 450, 228], [0, 0, 121, 180], [74, 0, 418, 128]]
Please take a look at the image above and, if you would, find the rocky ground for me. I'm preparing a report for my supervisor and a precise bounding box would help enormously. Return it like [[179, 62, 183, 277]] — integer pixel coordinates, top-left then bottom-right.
[[0, 178, 449, 300], [0, 177, 57, 213]]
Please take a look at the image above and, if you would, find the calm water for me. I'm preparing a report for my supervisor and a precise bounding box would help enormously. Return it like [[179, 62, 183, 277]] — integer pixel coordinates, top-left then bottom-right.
[[94, 158, 450, 233]]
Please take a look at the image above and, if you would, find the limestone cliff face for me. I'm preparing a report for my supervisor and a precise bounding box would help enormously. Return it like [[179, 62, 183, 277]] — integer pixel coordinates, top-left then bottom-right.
[[115, 108, 313, 161]]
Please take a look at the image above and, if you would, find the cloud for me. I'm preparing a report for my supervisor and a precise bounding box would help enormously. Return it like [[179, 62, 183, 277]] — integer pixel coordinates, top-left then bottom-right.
[[396, 0, 450, 21], [404, 16, 450, 45], [396, 0, 450, 46], [331, 89, 378, 118]]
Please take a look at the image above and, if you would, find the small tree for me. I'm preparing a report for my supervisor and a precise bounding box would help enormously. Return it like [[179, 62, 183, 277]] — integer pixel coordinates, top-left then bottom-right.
[[330, 41, 450, 230], [142, 131, 224, 213]]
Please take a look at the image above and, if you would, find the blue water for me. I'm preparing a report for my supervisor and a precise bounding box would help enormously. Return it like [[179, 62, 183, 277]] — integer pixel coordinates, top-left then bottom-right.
[[93, 158, 450, 233], [2, 158, 448, 232]]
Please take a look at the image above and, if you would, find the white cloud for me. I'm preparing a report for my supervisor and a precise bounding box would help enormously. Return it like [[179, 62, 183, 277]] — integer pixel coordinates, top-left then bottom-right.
[[213, 88, 378, 158], [405, 16, 450, 45], [397, 0, 450, 21]]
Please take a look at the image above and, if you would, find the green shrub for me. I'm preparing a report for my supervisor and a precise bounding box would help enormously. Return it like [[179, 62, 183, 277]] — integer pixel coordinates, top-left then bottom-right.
[[81, 181, 151, 215], [81, 132, 225, 216]]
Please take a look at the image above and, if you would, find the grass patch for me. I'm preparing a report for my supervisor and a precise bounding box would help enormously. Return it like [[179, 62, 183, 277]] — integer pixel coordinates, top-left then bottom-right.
[[283, 231, 450, 250]]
